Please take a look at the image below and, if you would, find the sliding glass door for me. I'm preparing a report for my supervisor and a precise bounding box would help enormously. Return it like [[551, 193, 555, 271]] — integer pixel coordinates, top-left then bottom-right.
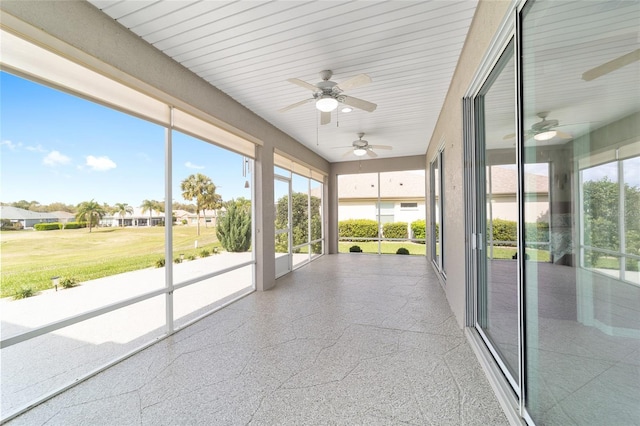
[[467, 1, 640, 424], [474, 41, 520, 389]]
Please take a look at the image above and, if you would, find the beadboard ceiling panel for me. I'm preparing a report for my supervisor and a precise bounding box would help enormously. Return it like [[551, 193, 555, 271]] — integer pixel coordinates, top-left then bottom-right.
[[86, 1, 640, 163], [89, 0, 479, 162]]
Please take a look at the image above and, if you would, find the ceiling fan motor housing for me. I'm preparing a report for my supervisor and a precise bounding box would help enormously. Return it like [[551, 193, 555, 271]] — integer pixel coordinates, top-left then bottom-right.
[[532, 118, 559, 131]]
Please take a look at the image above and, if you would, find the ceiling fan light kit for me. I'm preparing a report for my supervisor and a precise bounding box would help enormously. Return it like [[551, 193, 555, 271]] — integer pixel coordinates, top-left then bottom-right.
[[316, 95, 338, 112], [534, 130, 557, 141], [353, 147, 368, 156], [280, 70, 377, 125]]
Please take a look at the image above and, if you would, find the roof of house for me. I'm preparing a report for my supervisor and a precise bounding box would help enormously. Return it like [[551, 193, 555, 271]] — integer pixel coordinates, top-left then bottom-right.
[[490, 166, 549, 194], [50, 211, 76, 219], [0, 206, 58, 220]]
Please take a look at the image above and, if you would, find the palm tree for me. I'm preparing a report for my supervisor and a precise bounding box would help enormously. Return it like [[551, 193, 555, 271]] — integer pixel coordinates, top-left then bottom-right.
[[141, 199, 157, 227], [113, 202, 133, 227], [180, 173, 222, 236], [75, 199, 106, 232]]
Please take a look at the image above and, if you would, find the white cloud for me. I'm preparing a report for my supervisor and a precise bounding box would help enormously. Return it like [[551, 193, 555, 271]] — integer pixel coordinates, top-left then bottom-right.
[[86, 155, 117, 171], [43, 150, 71, 166], [1, 140, 21, 150], [26, 144, 47, 153], [185, 161, 205, 170]]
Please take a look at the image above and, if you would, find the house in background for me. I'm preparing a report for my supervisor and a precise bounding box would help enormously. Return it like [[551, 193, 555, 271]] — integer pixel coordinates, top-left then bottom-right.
[[101, 207, 164, 227], [174, 209, 219, 228], [486, 166, 549, 222], [338, 170, 426, 232], [50, 211, 75, 224], [0, 206, 61, 229]]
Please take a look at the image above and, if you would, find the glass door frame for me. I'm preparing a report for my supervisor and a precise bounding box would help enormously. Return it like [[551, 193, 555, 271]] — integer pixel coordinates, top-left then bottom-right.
[[462, 2, 525, 424], [274, 173, 293, 278]]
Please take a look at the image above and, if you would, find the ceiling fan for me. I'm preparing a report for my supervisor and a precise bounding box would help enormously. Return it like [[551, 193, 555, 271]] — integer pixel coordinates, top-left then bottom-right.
[[279, 70, 377, 125], [503, 112, 572, 141], [582, 48, 640, 81], [338, 133, 392, 158]]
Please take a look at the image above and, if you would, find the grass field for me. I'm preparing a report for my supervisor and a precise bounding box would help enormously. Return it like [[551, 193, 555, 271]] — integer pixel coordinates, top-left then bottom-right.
[[0, 226, 221, 298]]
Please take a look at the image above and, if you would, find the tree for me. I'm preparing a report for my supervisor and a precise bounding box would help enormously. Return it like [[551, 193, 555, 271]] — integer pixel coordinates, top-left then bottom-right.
[[583, 176, 640, 266], [275, 192, 321, 253], [141, 199, 158, 227], [75, 199, 106, 232], [113, 202, 133, 227], [216, 199, 251, 252], [172, 202, 196, 213], [180, 173, 222, 236], [11, 200, 40, 211]]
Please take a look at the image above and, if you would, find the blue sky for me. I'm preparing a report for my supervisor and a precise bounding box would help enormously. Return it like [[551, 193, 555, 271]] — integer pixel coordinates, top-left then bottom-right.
[[0, 71, 252, 208]]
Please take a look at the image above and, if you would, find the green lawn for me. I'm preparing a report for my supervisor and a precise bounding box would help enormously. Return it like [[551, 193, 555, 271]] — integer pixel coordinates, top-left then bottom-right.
[[339, 241, 426, 255], [0, 226, 221, 298], [338, 241, 551, 262]]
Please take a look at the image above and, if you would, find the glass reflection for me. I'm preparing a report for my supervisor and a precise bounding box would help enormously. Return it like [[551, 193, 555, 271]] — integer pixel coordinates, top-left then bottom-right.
[[522, 0, 640, 424]]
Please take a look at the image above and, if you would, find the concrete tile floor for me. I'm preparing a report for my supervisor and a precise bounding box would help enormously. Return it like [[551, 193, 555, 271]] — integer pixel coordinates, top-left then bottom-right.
[[8, 254, 508, 425]]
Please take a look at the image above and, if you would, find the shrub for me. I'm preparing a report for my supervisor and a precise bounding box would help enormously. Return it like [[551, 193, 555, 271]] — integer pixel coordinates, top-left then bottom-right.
[[1, 219, 20, 230], [60, 277, 79, 289], [383, 222, 408, 239], [64, 221, 86, 229], [200, 249, 211, 258], [181, 219, 188, 225], [338, 219, 378, 241], [491, 219, 516, 243], [411, 219, 426, 241], [174, 257, 182, 264], [349, 245, 362, 252], [396, 247, 410, 255], [155, 258, 165, 268], [525, 221, 550, 243], [187, 255, 196, 261], [14, 287, 34, 300], [34, 222, 62, 231], [217, 199, 252, 252]]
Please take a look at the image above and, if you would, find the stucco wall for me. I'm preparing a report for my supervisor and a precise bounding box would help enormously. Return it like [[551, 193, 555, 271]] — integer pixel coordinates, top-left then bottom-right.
[[425, 0, 512, 327]]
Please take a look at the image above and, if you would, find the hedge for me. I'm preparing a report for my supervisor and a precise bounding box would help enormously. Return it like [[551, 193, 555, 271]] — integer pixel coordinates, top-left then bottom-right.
[[487, 219, 549, 244], [34, 222, 62, 231], [338, 219, 378, 241], [34, 222, 86, 230], [383, 222, 408, 239], [64, 222, 87, 229], [411, 219, 426, 240]]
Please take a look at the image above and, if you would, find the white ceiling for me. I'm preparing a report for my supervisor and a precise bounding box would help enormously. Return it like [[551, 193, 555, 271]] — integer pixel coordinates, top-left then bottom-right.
[[87, 0, 479, 162]]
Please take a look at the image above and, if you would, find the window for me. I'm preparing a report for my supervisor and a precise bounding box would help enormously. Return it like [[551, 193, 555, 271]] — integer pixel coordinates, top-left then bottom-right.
[[338, 170, 426, 254], [0, 62, 257, 419], [431, 150, 444, 275], [579, 153, 640, 284], [400, 202, 418, 210]]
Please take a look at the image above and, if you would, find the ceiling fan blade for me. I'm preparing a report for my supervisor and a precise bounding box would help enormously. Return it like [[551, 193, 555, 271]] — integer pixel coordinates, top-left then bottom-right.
[[320, 111, 331, 125], [503, 133, 516, 140], [370, 144, 392, 150], [556, 130, 572, 139], [334, 73, 372, 92], [278, 98, 313, 113], [366, 149, 378, 158], [342, 149, 354, 158], [582, 49, 640, 81], [287, 78, 318, 91], [342, 96, 377, 112]]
